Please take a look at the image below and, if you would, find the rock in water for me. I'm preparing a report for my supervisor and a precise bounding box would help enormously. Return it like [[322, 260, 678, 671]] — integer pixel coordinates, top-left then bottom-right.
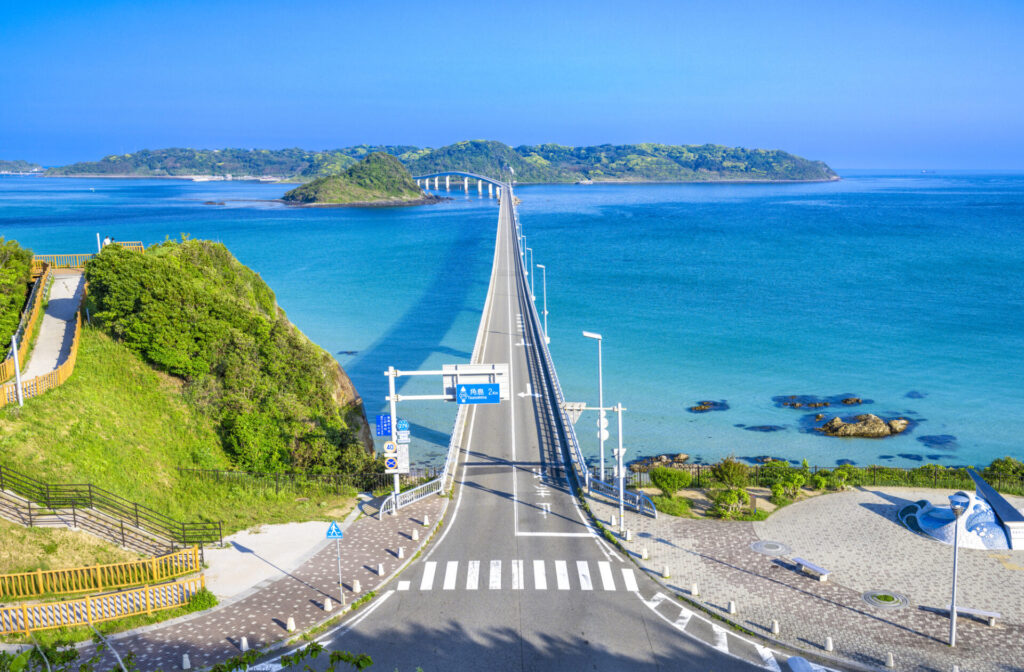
[[819, 414, 909, 438]]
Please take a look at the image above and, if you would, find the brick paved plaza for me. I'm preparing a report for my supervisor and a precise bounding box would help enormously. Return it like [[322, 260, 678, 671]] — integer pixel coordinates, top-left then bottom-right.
[[594, 486, 1024, 671]]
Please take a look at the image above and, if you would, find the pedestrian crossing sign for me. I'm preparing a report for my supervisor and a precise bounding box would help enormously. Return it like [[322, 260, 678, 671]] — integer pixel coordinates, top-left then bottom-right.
[[326, 521, 344, 540]]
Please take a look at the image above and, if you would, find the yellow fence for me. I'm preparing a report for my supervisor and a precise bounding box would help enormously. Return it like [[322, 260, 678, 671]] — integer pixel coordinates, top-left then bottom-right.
[[0, 264, 51, 384], [31, 241, 144, 272], [0, 575, 205, 635], [0, 547, 200, 600]]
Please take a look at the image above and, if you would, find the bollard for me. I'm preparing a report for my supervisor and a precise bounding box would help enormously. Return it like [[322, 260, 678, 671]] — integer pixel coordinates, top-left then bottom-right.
[[824, 636, 834, 652], [610, 514, 617, 527], [952, 666, 960, 672], [324, 598, 333, 612], [770, 619, 780, 636], [398, 546, 405, 559], [423, 515, 429, 526], [286, 617, 296, 632], [885, 652, 894, 669], [353, 579, 362, 593], [182, 654, 191, 671], [240, 637, 249, 652], [662, 565, 670, 579], [377, 563, 384, 576], [641, 547, 649, 560], [412, 529, 419, 541], [625, 530, 633, 542], [691, 583, 699, 597], [727, 600, 737, 615]]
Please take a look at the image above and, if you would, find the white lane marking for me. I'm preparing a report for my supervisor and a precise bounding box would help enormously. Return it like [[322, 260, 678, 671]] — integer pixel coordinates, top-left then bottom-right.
[[508, 212, 519, 539], [397, 581, 410, 592], [511, 560, 524, 589], [443, 561, 458, 590], [755, 645, 783, 671], [576, 561, 593, 591], [538, 502, 550, 517], [621, 568, 639, 592], [466, 561, 480, 590], [420, 561, 437, 590], [489, 560, 502, 590], [711, 624, 729, 652], [533, 560, 547, 590], [311, 589, 394, 645], [598, 561, 616, 591], [555, 561, 570, 590], [642, 592, 669, 610], [674, 608, 693, 629], [515, 531, 593, 537]]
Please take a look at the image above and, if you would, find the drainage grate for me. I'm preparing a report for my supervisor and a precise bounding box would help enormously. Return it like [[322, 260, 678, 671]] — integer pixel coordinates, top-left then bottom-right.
[[750, 540, 792, 556]]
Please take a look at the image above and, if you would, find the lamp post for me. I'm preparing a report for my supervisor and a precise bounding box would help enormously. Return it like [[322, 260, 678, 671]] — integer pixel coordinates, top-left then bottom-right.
[[536, 264, 549, 344], [582, 331, 606, 481], [949, 492, 969, 647], [614, 403, 626, 532], [525, 248, 535, 299]]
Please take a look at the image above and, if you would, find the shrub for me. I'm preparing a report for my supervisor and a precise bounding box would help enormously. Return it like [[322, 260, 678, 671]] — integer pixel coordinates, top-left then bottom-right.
[[783, 474, 806, 498], [650, 466, 692, 497], [812, 474, 827, 491], [710, 487, 750, 519], [0, 237, 33, 351], [186, 588, 218, 612], [770, 483, 789, 506], [757, 460, 794, 488], [652, 495, 691, 517], [984, 456, 1024, 480], [712, 456, 749, 488]]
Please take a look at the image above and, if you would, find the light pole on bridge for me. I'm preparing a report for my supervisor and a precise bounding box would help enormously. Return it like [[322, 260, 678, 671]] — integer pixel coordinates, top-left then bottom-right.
[[582, 331, 606, 482], [535, 264, 549, 344], [525, 247, 534, 300]]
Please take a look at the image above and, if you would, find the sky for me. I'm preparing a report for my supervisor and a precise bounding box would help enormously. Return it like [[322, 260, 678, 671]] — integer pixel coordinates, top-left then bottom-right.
[[2, 0, 1023, 168]]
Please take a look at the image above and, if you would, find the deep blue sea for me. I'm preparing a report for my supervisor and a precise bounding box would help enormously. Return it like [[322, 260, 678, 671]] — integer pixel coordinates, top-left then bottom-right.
[[2, 172, 1022, 471]]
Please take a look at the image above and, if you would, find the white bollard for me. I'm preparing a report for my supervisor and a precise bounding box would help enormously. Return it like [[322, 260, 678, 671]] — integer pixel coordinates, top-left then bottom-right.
[[662, 565, 670, 579], [240, 637, 249, 652], [952, 666, 960, 672], [625, 530, 633, 542], [728, 600, 737, 615], [423, 515, 429, 526], [825, 636, 834, 652], [324, 598, 333, 612], [610, 514, 617, 527], [398, 546, 405, 559], [771, 619, 780, 636], [691, 583, 699, 597], [377, 563, 384, 576], [412, 529, 419, 541], [182, 654, 191, 670], [353, 579, 361, 593], [286, 616, 296, 632], [885, 652, 895, 669], [640, 547, 649, 560]]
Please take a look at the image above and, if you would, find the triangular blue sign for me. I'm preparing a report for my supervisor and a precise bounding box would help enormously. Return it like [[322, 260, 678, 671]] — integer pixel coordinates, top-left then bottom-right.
[[326, 521, 344, 539]]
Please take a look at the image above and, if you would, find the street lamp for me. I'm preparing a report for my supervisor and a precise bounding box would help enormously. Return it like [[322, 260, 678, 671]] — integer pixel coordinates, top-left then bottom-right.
[[614, 403, 626, 532], [582, 331, 606, 481], [536, 264, 549, 344], [949, 492, 970, 647], [526, 248, 534, 299]]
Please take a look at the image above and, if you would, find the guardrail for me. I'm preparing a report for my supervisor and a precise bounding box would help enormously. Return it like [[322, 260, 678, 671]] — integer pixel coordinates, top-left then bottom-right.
[[509, 194, 656, 519], [0, 464, 222, 547], [0, 263, 51, 384], [0, 547, 200, 600], [30, 241, 145, 272], [176, 467, 439, 495], [0, 575, 205, 635]]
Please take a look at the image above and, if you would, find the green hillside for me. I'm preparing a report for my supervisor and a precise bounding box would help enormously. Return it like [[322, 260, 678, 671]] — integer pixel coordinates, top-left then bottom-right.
[[0, 238, 33, 356], [282, 152, 424, 205], [0, 160, 42, 173]]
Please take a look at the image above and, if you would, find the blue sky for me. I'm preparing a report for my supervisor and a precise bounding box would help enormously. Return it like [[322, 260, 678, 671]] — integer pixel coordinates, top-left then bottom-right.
[[2, 0, 1022, 168]]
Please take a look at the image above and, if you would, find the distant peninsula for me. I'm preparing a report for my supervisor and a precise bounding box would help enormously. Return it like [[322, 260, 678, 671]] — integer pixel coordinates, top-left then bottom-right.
[[0, 159, 43, 174], [44, 141, 838, 184], [281, 152, 434, 206]]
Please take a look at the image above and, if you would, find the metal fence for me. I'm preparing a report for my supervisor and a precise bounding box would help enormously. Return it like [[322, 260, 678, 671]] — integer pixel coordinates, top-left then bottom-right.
[[176, 467, 441, 496]]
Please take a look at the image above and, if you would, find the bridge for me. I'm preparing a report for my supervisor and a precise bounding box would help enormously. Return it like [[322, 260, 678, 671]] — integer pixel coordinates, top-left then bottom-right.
[[412, 170, 508, 198]]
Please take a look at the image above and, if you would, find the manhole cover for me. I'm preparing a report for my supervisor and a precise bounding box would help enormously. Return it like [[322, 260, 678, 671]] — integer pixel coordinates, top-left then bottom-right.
[[750, 540, 792, 556], [862, 590, 909, 610]]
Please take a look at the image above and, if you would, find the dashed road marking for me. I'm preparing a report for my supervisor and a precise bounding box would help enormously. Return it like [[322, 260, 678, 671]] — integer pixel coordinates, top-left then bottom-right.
[[576, 561, 593, 590], [466, 561, 479, 590], [489, 560, 502, 590], [555, 561, 570, 590], [443, 561, 458, 590], [420, 561, 436, 591], [533, 560, 547, 590]]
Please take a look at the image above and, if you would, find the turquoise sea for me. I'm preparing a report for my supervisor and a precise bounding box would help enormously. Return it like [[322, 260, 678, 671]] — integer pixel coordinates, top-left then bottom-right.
[[2, 172, 1022, 471]]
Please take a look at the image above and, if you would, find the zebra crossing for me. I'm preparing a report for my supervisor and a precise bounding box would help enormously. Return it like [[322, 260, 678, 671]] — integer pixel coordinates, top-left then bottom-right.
[[395, 559, 639, 593]]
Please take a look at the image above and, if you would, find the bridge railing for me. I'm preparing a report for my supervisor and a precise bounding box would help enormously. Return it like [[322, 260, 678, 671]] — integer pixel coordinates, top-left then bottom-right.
[[509, 195, 656, 519]]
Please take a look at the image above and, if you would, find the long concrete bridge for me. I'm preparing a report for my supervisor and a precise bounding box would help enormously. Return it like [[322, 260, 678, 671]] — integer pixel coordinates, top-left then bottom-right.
[[413, 170, 507, 198]]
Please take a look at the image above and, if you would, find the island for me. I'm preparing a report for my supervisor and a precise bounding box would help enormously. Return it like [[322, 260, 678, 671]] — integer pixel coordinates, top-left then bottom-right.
[[281, 152, 434, 206], [44, 140, 839, 183], [0, 159, 43, 174]]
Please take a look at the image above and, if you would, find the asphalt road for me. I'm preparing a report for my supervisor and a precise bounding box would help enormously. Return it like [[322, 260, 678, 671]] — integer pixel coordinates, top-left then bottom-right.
[[303, 188, 777, 672]]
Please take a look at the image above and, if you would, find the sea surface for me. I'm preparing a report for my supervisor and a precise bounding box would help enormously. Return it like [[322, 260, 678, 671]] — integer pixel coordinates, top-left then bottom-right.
[[2, 172, 1022, 471]]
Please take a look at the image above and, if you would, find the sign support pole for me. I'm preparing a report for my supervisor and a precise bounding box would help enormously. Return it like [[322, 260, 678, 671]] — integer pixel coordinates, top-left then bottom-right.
[[388, 367, 400, 498], [336, 537, 344, 605]]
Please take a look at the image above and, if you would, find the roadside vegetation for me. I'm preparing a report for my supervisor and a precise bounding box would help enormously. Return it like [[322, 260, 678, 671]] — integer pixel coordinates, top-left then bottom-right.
[[0, 518, 141, 575], [282, 152, 423, 205], [0, 237, 33, 355]]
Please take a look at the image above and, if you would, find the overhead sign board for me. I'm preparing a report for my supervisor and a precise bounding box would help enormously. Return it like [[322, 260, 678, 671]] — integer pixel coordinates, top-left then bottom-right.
[[456, 383, 501, 405], [375, 414, 392, 437], [326, 521, 344, 539], [443, 363, 509, 401]]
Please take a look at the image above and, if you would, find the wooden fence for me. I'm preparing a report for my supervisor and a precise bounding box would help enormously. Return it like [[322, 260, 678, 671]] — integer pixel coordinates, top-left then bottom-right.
[[31, 241, 144, 272], [0, 547, 200, 600], [0, 264, 51, 383], [0, 575, 205, 635]]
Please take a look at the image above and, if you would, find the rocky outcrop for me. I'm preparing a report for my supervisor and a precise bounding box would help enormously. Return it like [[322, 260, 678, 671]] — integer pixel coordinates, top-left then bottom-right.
[[818, 414, 909, 438], [629, 453, 690, 473]]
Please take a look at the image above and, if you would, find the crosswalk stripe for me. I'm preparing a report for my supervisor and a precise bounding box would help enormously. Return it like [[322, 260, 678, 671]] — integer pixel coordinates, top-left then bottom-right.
[[397, 581, 410, 591], [533, 560, 547, 590], [674, 608, 693, 630], [576, 561, 593, 590], [420, 561, 437, 591], [466, 561, 480, 590], [621, 568, 639, 592], [598, 561, 616, 591], [489, 560, 501, 590], [512, 560, 524, 590], [555, 561, 570, 590], [443, 561, 458, 590], [711, 624, 728, 652]]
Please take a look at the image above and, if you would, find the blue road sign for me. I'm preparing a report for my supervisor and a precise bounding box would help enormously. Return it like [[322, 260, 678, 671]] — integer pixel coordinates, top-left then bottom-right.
[[326, 521, 344, 540], [456, 383, 500, 405], [375, 414, 392, 437], [396, 419, 410, 432]]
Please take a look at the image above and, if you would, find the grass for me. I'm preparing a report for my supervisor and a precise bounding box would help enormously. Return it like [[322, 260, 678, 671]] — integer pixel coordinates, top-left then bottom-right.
[[0, 518, 142, 575], [874, 593, 896, 603], [0, 328, 356, 534], [651, 495, 693, 518], [0, 588, 219, 646]]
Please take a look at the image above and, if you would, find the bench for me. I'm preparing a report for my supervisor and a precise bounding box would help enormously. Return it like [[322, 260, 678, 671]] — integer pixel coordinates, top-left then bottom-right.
[[792, 557, 830, 582], [945, 605, 1001, 627]]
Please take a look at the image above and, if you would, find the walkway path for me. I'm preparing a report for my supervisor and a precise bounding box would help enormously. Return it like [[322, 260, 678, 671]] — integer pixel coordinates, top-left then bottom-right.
[[592, 487, 1024, 671], [21, 270, 84, 379]]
